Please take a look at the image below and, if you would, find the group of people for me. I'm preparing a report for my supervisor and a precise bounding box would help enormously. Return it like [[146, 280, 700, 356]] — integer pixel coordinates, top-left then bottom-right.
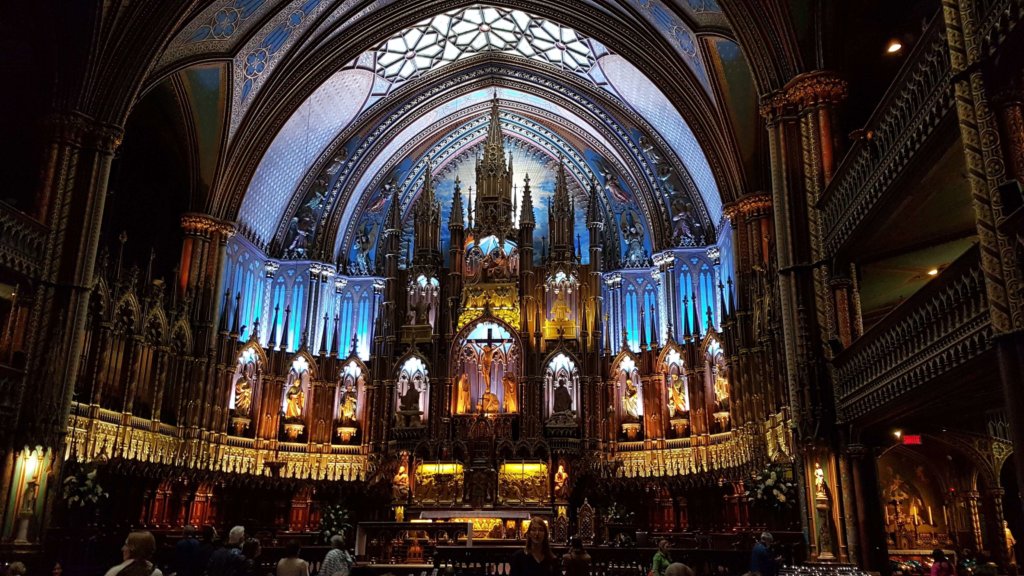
[[103, 526, 353, 576]]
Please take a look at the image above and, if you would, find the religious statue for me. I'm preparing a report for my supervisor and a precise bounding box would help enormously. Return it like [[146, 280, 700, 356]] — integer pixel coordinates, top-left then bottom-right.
[[414, 298, 431, 325], [502, 373, 518, 413], [622, 379, 640, 422], [234, 372, 253, 415], [551, 289, 571, 323], [400, 377, 421, 412], [340, 384, 357, 424], [713, 369, 730, 411], [668, 374, 687, 417], [480, 390, 500, 413], [1005, 520, 1017, 565], [392, 464, 410, 501], [479, 342, 499, 389], [553, 463, 569, 499], [456, 373, 471, 414], [814, 462, 827, 499], [285, 382, 305, 420], [553, 378, 573, 414], [621, 212, 647, 268]]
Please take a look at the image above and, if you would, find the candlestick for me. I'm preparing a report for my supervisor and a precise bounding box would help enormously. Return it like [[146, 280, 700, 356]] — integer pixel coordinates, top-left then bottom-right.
[[928, 506, 933, 525]]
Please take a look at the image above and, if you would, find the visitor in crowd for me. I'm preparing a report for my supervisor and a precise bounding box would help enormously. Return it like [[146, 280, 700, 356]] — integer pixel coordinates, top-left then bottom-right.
[[7, 562, 26, 576], [750, 532, 778, 576], [318, 534, 354, 576], [931, 550, 956, 576], [665, 562, 696, 576], [510, 517, 559, 576], [172, 525, 201, 576], [276, 540, 310, 576], [240, 538, 263, 576], [106, 530, 164, 576], [562, 537, 591, 576], [207, 526, 246, 576], [197, 526, 220, 572], [651, 539, 672, 576]]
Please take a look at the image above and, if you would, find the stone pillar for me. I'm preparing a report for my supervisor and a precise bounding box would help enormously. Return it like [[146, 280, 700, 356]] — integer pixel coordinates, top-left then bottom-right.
[[941, 0, 1024, 503], [965, 490, 984, 551], [985, 487, 1009, 569], [847, 444, 888, 571]]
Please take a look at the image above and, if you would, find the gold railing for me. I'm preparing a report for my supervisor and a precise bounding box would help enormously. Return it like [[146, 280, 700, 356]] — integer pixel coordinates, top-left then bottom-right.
[[832, 246, 992, 422], [818, 16, 954, 255]]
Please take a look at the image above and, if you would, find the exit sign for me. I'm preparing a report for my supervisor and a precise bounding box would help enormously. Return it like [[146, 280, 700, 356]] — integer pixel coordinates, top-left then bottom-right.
[[902, 435, 923, 445]]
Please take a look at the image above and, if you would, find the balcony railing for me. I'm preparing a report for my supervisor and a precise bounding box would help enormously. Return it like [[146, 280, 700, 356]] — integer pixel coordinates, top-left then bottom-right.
[[833, 245, 993, 422], [819, 17, 954, 256], [0, 200, 46, 278]]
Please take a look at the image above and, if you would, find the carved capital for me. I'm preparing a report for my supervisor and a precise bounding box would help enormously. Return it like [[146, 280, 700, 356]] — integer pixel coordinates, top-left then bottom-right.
[[181, 213, 236, 238], [723, 193, 773, 222], [45, 112, 124, 152], [785, 71, 848, 108]]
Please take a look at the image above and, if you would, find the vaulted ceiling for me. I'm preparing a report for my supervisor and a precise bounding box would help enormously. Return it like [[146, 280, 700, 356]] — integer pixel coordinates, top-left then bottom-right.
[[133, 0, 770, 262]]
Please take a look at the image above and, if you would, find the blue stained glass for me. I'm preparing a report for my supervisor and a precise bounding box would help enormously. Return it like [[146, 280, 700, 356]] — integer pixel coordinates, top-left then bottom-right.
[[625, 288, 639, 353], [357, 295, 370, 360]]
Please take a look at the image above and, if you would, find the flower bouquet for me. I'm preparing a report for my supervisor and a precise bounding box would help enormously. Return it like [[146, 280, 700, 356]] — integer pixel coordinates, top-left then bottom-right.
[[746, 464, 796, 510]]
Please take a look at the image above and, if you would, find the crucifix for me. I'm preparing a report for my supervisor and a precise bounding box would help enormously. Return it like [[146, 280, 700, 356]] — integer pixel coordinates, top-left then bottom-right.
[[476, 327, 512, 392]]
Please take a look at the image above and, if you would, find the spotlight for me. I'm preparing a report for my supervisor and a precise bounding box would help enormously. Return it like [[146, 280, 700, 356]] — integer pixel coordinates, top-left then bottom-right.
[[886, 39, 903, 54], [927, 268, 939, 276], [893, 430, 902, 439]]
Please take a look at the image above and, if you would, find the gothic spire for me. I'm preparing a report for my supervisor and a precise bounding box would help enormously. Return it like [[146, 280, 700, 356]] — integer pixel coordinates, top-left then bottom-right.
[[520, 173, 535, 227], [450, 176, 464, 229]]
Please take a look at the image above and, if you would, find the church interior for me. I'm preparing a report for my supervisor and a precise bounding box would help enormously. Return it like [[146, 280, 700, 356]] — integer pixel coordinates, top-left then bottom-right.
[[1, 0, 1024, 574]]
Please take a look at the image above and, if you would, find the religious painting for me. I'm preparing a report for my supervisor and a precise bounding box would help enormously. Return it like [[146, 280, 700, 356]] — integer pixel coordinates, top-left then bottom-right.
[[452, 321, 520, 415], [544, 353, 579, 424], [395, 356, 429, 427], [877, 448, 951, 549], [283, 172, 330, 259], [619, 210, 650, 268], [498, 461, 548, 506], [348, 220, 378, 276]]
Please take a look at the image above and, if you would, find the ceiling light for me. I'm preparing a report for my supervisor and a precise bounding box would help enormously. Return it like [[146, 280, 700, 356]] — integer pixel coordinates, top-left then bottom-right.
[[927, 268, 939, 276], [893, 430, 902, 439], [886, 39, 903, 54]]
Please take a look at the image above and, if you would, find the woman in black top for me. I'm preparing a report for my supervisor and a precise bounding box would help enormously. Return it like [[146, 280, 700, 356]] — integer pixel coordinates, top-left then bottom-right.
[[510, 517, 559, 576]]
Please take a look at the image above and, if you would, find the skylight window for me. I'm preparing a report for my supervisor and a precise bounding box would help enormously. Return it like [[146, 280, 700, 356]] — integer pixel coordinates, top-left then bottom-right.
[[373, 5, 600, 89]]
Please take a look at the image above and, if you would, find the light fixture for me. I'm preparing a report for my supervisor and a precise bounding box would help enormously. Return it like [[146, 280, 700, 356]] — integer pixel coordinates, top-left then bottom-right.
[[886, 39, 903, 54], [927, 268, 939, 276], [893, 430, 902, 439]]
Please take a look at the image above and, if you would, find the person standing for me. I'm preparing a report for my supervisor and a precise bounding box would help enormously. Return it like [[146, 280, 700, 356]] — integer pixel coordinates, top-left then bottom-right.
[[562, 537, 591, 576], [318, 535, 353, 576], [173, 526, 201, 576], [930, 550, 956, 576], [208, 526, 246, 576], [510, 518, 559, 576], [105, 531, 164, 576], [276, 540, 310, 576], [750, 532, 777, 576], [651, 540, 672, 576]]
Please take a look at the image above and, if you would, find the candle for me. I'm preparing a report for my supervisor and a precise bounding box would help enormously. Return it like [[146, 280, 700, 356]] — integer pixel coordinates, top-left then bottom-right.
[[928, 506, 933, 525]]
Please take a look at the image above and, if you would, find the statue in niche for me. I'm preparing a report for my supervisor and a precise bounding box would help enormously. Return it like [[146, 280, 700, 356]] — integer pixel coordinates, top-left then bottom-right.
[[400, 375, 422, 412], [553, 463, 569, 499], [814, 462, 827, 499], [621, 212, 648, 268], [502, 374, 518, 413], [285, 177, 327, 259], [414, 299, 431, 325], [234, 369, 253, 416], [553, 378, 573, 414], [456, 373, 472, 414], [479, 343, 499, 390], [668, 374, 687, 417], [551, 289, 571, 323], [622, 379, 641, 422], [392, 464, 410, 501], [480, 389, 500, 413], [713, 369, 730, 412], [285, 382, 305, 420], [340, 382, 357, 424], [352, 224, 375, 275]]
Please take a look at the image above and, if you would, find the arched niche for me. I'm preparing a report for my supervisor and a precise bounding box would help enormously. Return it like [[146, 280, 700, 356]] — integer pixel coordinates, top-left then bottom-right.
[[229, 344, 265, 437], [612, 353, 643, 440], [465, 235, 519, 284], [406, 274, 440, 328], [659, 346, 690, 438], [335, 357, 368, 443], [544, 351, 579, 424], [396, 355, 430, 427], [705, 337, 730, 433], [282, 354, 314, 423], [451, 318, 521, 415]]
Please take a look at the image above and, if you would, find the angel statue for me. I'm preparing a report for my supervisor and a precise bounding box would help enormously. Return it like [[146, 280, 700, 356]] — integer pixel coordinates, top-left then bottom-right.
[[352, 223, 376, 275], [621, 212, 647, 268]]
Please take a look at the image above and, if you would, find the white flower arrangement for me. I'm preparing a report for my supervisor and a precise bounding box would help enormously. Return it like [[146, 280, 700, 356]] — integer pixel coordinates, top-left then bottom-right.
[[747, 465, 795, 509], [62, 465, 109, 508], [320, 504, 354, 544]]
